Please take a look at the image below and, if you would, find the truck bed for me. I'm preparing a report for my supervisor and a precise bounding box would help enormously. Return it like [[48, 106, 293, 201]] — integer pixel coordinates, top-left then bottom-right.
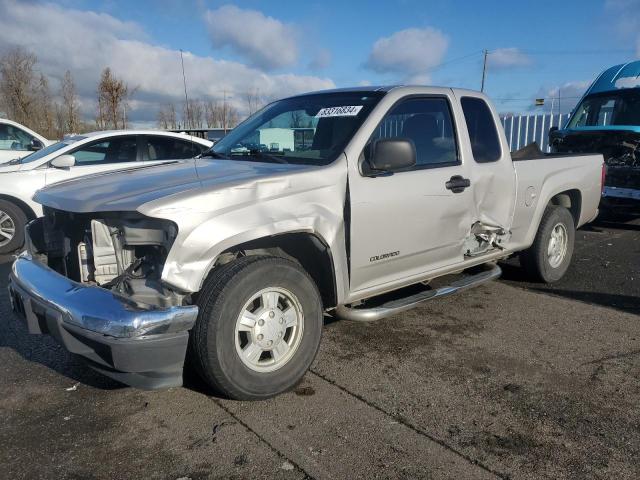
[[508, 148, 603, 252]]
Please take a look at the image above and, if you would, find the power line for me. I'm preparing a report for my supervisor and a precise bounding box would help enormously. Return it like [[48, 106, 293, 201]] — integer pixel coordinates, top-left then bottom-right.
[[494, 96, 582, 102], [516, 49, 636, 56], [428, 50, 484, 72]]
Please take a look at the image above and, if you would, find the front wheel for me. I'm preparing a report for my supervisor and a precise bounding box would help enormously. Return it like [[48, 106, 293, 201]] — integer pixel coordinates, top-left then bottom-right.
[[520, 205, 575, 283], [0, 199, 26, 254], [189, 255, 323, 400]]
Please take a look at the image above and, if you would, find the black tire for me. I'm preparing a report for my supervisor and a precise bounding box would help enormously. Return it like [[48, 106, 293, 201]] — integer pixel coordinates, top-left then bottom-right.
[[520, 205, 575, 283], [0, 199, 27, 254], [189, 255, 323, 400]]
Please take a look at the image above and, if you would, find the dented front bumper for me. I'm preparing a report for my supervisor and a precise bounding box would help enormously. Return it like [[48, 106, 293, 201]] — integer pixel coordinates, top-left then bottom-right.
[[8, 253, 198, 389]]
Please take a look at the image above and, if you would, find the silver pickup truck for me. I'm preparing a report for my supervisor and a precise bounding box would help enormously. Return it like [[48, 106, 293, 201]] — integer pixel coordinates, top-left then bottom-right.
[[9, 86, 603, 400]]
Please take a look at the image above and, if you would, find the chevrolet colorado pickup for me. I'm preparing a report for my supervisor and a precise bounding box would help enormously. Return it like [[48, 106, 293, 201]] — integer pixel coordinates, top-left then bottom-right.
[[9, 86, 603, 400]]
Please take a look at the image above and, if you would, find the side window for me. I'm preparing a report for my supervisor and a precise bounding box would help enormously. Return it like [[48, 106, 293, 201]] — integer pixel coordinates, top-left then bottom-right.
[[70, 137, 138, 165], [460, 97, 502, 163], [370, 97, 458, 169], [145, 137, 202, 160], [0, 124, 35, 151]]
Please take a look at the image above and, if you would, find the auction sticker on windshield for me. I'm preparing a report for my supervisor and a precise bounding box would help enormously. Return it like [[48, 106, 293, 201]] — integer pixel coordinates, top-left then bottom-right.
[[315, 106, 363, 118]]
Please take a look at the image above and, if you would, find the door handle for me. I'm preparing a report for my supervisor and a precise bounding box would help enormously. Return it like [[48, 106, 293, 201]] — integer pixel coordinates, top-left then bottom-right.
[[445, 175, 471, 193]]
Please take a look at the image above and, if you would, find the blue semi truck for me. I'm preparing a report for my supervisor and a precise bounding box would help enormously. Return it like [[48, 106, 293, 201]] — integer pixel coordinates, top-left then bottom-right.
[[550, 61, 640, 210]]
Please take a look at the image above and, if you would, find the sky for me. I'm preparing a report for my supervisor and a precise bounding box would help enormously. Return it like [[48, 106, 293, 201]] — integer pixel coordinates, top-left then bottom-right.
[[1, 0, 639, 126]]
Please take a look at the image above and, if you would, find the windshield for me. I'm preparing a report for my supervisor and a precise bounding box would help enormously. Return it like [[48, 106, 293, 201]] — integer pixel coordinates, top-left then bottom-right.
[[568, 89, 640, 128], [18, 141, 68, 163], [209, 91, 384, 165], [18, 135, 88, 164]]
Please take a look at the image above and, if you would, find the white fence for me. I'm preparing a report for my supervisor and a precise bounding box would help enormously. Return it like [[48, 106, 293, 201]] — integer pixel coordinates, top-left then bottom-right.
[[500, 113, 571, 152]]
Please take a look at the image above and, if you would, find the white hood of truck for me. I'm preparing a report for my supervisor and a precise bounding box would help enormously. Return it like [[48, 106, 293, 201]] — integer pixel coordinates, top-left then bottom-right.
[[33, 159, 313, 213]]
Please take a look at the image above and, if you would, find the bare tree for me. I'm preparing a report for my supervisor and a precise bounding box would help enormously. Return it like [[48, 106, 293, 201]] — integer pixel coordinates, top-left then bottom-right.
[[0, 47, 37, 127], [204, 100, 220, 128], [219, 91, 239, 132], [227, 104, 239, 130], [289, 110, 310, 128], [96, 67, 129, 130], [183, 99, 204, 129], [157, 103, 178, 129], [35, 73, 55, 138], [60, 70, 80, 134], [54, 103, 66, 138], [244, 88, 264, 117]]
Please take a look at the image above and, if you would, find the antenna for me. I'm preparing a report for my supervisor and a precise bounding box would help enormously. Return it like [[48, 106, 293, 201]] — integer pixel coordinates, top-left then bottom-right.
[[180, 49, 190, 129], [179, 49, 198, 157]]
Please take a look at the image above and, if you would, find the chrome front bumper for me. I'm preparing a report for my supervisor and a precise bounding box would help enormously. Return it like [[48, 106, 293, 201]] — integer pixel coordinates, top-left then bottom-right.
[[8, 253, 199, 389]]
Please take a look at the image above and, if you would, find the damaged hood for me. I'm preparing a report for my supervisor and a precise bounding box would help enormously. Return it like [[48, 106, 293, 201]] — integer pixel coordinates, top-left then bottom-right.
[[34, 159, 313, 213]]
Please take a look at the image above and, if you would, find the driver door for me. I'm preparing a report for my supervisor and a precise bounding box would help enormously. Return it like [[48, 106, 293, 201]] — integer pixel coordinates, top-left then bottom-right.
[[348, 95, 474, 293]]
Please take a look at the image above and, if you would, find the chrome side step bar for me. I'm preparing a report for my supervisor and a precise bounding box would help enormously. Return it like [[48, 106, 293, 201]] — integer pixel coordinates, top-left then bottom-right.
[[336, 264, 501, 322]]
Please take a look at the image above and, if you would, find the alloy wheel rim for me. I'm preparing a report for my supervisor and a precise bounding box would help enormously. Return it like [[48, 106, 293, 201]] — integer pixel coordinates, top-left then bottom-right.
[[547, 223, 568, 268], [0, 211, 15, 247], [234, 287, 304, 372]]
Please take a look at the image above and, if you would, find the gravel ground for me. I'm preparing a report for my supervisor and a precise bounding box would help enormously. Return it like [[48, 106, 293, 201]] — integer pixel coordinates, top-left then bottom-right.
[[1, 217, 638, 480]]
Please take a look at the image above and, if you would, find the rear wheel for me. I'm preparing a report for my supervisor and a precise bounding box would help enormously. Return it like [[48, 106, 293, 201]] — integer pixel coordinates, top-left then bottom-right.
[[189, 255, 323, 400], [0, 200, 26, 254], [520, 205, 575, 283]]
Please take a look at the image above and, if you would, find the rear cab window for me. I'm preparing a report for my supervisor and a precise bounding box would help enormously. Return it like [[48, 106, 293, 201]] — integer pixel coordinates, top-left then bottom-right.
[[460, 97, 502, 163]]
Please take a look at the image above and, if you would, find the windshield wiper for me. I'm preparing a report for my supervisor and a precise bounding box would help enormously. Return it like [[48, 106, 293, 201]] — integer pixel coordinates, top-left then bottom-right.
[[199, 150, 230, 159], [229, 150, 289, 164]]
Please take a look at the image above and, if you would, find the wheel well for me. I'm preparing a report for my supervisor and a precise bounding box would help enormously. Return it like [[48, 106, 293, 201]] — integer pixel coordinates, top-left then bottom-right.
[[548, 189, 581, 227], [216, 233, 337, 309], [0, 195, 36, 221]]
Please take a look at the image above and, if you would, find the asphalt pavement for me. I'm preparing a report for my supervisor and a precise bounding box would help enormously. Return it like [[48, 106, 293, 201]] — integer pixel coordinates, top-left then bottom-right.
[[1, 217, 638, 480]]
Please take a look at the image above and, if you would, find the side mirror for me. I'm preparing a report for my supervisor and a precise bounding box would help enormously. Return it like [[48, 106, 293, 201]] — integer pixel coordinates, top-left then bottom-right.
[[549, 126, 559, 136], [29, 139, 44, 151], [368, 138, 416, 173], [50, 154, 76, 169]]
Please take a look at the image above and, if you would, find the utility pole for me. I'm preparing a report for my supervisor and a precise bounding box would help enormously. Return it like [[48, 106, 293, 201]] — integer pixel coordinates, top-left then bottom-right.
[[180, 49, 190, 129], [557, 86, 561, 116], [481, 49, 489, 92]]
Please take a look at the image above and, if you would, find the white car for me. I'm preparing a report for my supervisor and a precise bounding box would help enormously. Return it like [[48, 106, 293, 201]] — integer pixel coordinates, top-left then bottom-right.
[[0, 130, 212, 253], [0, 119, 53, 163]]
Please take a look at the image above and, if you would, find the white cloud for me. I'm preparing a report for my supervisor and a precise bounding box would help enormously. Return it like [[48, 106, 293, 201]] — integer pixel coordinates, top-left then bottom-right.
[[605, 0, 640, 57], [487, 48, 532, 69], [0, 0, 334, 125], [205, 5, 298, 71], [366, 27, 448, 78], [308, 48, 332, 71], [405, 73, 432, 85]]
